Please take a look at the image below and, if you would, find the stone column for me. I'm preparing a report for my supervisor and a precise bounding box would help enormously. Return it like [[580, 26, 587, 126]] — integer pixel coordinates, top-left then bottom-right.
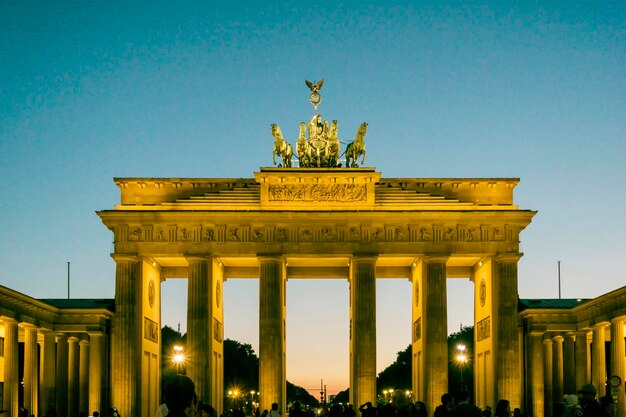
[[187, 256, 213, 401], [421, 257, 448, 414], [563, 334, 576, 394], [592, 323, 609, 397], [259, 256, 286, 413], [2, 318, 19, 417], [494, 255, 522, 408], [23, 324, 39, 415], [543, 337, 553, 417], [552, 335, 564, 403], [527, 332, 544, 417], [79, 340, 90, 414], [55, 333, 69, 417], [111, 255, 140, 417], [610, 318, 625, 417], [88, 332, 105, 414], [574, 331, 590, 390], [68, 336, 80, 417], [40, 331, 57, 416], [350, 255, 378, 410]]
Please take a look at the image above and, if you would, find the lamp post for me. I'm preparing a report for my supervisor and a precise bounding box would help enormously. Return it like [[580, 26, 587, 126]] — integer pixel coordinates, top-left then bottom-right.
[[172, 345, 185, 375], [455, 344, 468, 390]]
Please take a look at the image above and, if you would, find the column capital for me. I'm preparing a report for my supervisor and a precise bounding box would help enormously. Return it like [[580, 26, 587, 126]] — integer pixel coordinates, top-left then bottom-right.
[[563, 332, 576, 341], [592, 321, 610, 329], [19, 322, 38, 330], [55, 333, 68, 341], [423, 255, 449, 264], [257, 254, 284, 263], [111, 253, 139, 263], [0, 316, 18, 323], [79, 339, 90, 346], [552, 335, 564, 342], [68, 335, 80, 343], [611, 316, 626, 325], [543, 337, 553, 346], [494, 253, 523, 263], [350, 254, 378, 263]]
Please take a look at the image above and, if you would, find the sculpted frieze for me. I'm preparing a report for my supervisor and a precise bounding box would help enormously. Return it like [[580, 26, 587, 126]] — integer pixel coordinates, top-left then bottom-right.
[[268, 184, 367, 202]]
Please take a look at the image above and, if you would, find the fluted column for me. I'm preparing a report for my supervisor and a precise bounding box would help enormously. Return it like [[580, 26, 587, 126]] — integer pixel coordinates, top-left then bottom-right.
[[350, 255, 378, 410], [563, 334, 576, 394], [552, 335, 564, 402], [574, 331, 590, 390], [610, 319, 625, 417], [40, 331, 56, 416], [420, 257, 448, 414], [527, 332, 544, 417], [186, 256, 213, 401], [543, 338, 553, 417], [592, 323, 609, 397], [23, 324, 39, 415], [111, 255, 140, 417], [68, 336, 80, 417], [494, 255, 522, 408], [79, 340, 90, 414], [259, 256, 286, 413], [55, 333, 69, 417], [88, 332, 105, 414], [2, 318, 19, 417]]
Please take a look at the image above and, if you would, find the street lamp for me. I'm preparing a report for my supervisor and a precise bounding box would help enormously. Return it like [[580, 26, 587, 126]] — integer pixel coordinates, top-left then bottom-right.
[[172, 345, 185, 374], [455, 344, 469, 390]]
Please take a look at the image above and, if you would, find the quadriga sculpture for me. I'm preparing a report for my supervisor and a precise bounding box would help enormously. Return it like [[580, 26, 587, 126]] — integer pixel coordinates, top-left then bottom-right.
[[271, 124, 293, 167], [344, 122, 367, 168]]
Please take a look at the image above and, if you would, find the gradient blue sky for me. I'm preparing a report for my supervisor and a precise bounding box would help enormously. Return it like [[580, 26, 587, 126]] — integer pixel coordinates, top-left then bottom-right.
[[1, 1, 624, 395]]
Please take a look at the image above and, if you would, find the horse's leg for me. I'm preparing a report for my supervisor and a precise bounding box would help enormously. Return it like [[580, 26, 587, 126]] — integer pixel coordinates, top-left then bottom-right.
[[361, 149, 366, 165]]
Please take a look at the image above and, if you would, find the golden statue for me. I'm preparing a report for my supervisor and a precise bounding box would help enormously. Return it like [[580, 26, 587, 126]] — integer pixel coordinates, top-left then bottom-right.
[[344, 123, 367, 167], [271, 124, 293, 168]]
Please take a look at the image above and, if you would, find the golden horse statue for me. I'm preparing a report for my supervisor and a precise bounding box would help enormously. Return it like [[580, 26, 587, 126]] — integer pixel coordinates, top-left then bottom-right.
[[271, 124, 293, 167], [296, 122, 312, 167], [326, 120, 340, 167], [345, 122, 367, 168]]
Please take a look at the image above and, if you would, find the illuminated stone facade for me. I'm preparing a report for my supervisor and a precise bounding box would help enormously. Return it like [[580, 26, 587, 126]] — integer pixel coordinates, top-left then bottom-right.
[[2, 168, 624, 417], [97, 168, 535, 416]]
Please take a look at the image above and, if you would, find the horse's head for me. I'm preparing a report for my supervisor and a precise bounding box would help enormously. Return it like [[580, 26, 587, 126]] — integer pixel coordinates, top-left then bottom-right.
[[356, 122, 368, 140], [271, 124, 284, 141]]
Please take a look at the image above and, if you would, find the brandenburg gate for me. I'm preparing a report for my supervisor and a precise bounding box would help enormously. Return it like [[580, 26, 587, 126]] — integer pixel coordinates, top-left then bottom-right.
[[97, 83, 535, 417]]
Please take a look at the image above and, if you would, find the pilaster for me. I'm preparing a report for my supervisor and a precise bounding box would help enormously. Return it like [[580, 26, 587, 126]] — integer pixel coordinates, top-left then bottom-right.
[[493, 254, 522, 408], [591, 322, 609, 397], [68, 336, 80, 417], [55, 333, 69, 417], [259, 255, 286, 413], [610, 318, 625, 417], [527, 332, 544, 417], [574, 331, 589, 391], [23, 324, 39, 415], [543, 338, 553, 417], [186, 256, 213, 402], [2, 318, 19, 417], [111, 254, 141, 417], [552, 335, 564, 402], [89, 332, 106, 414], [40, 330, 56, 416], [416, 256, 448, 413], [79, 340, 90, 414], [563, 334, 576, 394], [350, 255, 378, 410]]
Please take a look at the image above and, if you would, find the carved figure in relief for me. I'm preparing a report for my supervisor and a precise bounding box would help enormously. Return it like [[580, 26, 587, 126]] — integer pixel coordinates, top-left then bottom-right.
[[179, 228, 190, 241], [443, 228, 455, 241], [492, 227, 503, 240], [271, 124, 293, 168], [350, 227, 360, 240], [344, 123, 367, 167], [300, 229, 313, 241], [203, 228, 215, 241], [228, 228, 240, 241], [251, 229, 263, 242], [322, 227, 335, 240], [420, 227, 432, 241], [373, 228, 384, 241], [396, 227, 405, 241], [466, 228, 477, 242], [275, 228, 288, 241], [130, 228, 143, 241]]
